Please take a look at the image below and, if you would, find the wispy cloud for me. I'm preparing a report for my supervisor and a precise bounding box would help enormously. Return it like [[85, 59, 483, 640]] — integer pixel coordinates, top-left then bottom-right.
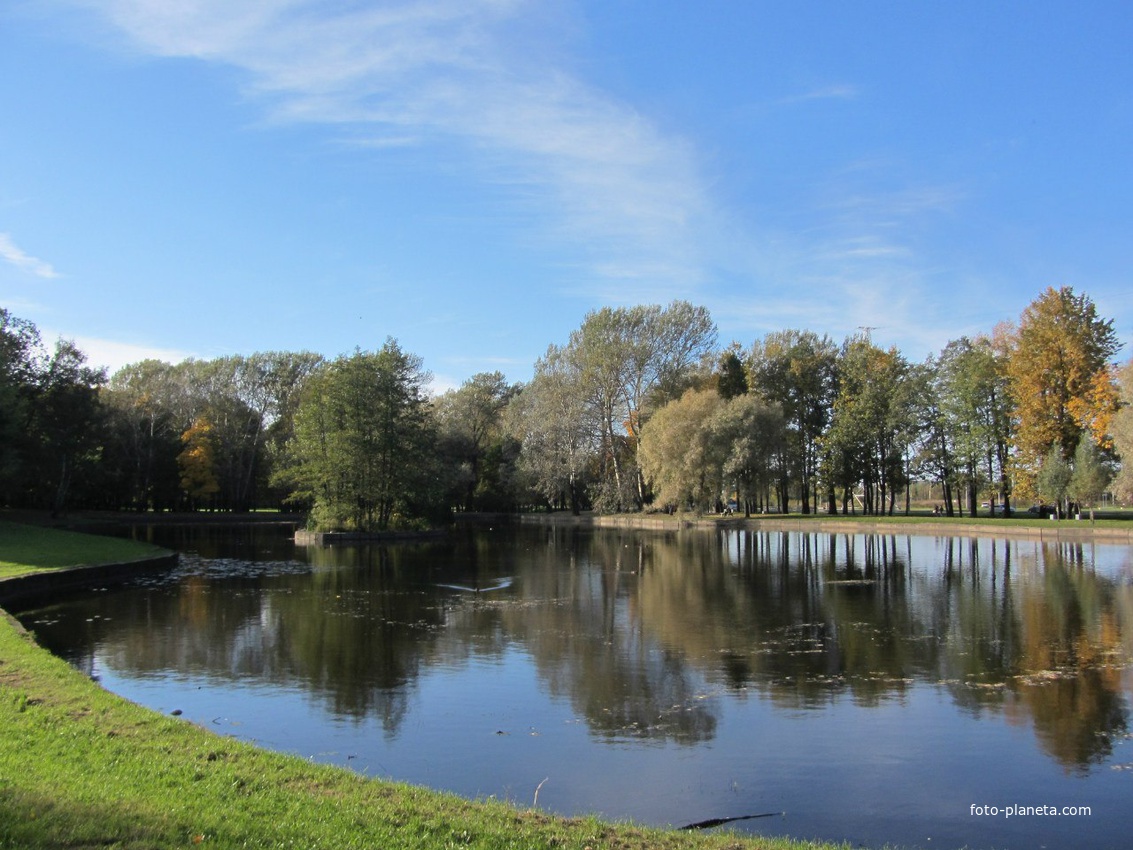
[[0, 233, 60, 279], [75, 0, 711, 291], [780, 83, 859, 104]]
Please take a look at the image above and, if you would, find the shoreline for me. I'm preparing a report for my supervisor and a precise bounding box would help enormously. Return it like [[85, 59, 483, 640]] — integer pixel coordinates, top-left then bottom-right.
[[514, 511, 1133, 543], [0, 520, 836, 850]]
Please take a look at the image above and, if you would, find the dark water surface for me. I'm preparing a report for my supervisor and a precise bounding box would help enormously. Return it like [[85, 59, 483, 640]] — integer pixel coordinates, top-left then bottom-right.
[[15, 524, 1133, 849]]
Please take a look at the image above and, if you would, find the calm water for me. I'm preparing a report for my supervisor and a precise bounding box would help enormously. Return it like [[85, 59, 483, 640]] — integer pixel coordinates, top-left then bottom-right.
[[15, 524, 1133, 849]]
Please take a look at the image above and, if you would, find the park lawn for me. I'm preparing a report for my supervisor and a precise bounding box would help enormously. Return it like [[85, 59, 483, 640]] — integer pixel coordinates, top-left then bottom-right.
[[0, 519, 168, 579], [0, 521, 845, 850]]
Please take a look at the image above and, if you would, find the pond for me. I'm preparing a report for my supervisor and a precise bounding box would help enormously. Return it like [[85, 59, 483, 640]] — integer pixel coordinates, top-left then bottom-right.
[[13, 523, 1133, 849]]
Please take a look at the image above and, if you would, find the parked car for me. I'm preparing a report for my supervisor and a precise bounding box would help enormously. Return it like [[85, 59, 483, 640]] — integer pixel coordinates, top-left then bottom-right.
[[1027, 504, 1056, 518]]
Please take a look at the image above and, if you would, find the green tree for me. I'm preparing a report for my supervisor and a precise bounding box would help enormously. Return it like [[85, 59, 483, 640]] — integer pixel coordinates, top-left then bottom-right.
[[27, 339, 107, 515], [748, 329, 838, 514], [1035, 445, 1072, 516], [935, 336, 1014, 517], [821, 335, 913, 515], [714, 347, 748, 400], [435, 371, 520, 511], [1007, 286, 1121, 497], [0, 309, 42, 502], [1112, 358, 1133, 503], [709, 392, 786, 515], [102, 360, 189, 511], [1067, 438, 1112, 520], [276, 340, 437, 531]]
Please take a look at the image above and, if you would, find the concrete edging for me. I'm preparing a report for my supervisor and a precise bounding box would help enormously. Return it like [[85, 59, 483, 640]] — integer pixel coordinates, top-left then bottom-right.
[[0, 552, 180, 610]]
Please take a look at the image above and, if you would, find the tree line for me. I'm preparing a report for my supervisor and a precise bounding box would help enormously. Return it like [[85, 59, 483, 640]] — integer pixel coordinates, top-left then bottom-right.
[[1, 286, 1129, 528]]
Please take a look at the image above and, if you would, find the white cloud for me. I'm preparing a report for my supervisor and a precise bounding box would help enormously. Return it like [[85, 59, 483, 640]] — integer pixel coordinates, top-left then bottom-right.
[[75, 0, 710, 290], [65, 334, 193, 376], [0, 233, 60, 279]]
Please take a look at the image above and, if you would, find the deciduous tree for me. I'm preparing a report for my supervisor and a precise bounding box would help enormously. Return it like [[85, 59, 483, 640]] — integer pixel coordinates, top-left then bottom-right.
[[276, 340, 436, 531], [1007, 287, 1121, 496]]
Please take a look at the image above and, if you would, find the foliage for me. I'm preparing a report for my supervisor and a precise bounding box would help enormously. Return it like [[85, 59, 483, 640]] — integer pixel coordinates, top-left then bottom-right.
[[1, 285, 1128, 522], [178, 417, 221, 505], [748, 330, 838, 513], [1112, 358, 1133, 503], [932, 335, 1014, 516], [509, 346, 594, 514], [1067, 437, 1112, 514], [563, 301, 717, 511], [434, 371, 521, 511], [275, 341, 438, 531], [1035, 445, 1072, 510], [1006, 286, 1121, 497], [638, 388, 725, 510], [821, 336, 915, 515]]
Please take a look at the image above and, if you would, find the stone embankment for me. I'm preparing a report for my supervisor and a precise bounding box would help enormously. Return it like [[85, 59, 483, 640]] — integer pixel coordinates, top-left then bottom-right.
[[0, 553, 179, 609]]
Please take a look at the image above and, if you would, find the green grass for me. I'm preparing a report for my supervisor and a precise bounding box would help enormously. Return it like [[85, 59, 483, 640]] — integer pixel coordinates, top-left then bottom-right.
[[0, 520, 169, 579], [0, 521, 847, 850]]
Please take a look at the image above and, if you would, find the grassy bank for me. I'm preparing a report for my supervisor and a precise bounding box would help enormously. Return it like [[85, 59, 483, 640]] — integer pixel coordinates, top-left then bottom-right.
[[0, 520, 169, 579], [0, 521, 843, 850]]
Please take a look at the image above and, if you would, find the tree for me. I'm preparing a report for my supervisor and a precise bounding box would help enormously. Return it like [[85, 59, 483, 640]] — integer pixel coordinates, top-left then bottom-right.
[[1035, 445, 1072, 516], [1007, 287, 1121, 497], [1068, 438, 1112, 520], [638, 388, 725, 511], [714, 347, 748, 400], [1112, 358, 1133, 503], [178, 416, 221, 507], [748, 330, 838, 514], [709, 393, 786, 516], [0, 309, 42, 502], [510, 345, 596, 514], [557, 301, 717, 511], [821, 336, 914, 515], [935, 336, 1014, 517], [434, 371, 520, 511], [275, 340, 437, 531], [26, 339, 107, 515]]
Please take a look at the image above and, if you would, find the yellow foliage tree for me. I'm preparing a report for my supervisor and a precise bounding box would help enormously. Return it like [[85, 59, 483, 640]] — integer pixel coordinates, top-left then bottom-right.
[[1006, 287, 1120, 497], [178, 416, 220, 506]]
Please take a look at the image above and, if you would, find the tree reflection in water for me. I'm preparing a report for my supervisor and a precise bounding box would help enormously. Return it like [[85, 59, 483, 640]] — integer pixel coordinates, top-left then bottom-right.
[[21, 525, 1133, 774]]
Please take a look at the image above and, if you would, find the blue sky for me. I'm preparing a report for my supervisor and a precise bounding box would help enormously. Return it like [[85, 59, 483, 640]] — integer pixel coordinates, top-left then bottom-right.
[[2, 1, 1131, 392]]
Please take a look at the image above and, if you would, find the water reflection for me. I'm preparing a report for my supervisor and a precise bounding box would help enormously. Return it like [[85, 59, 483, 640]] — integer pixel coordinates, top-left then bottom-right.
[[16, 525, 1133, 848]]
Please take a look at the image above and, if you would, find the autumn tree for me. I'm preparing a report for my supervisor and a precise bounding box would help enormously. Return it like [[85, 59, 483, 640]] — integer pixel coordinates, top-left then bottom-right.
[[178, 416, 221, 507], [638, 388, 725, 511], [1006, 287, 1121, 497]]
